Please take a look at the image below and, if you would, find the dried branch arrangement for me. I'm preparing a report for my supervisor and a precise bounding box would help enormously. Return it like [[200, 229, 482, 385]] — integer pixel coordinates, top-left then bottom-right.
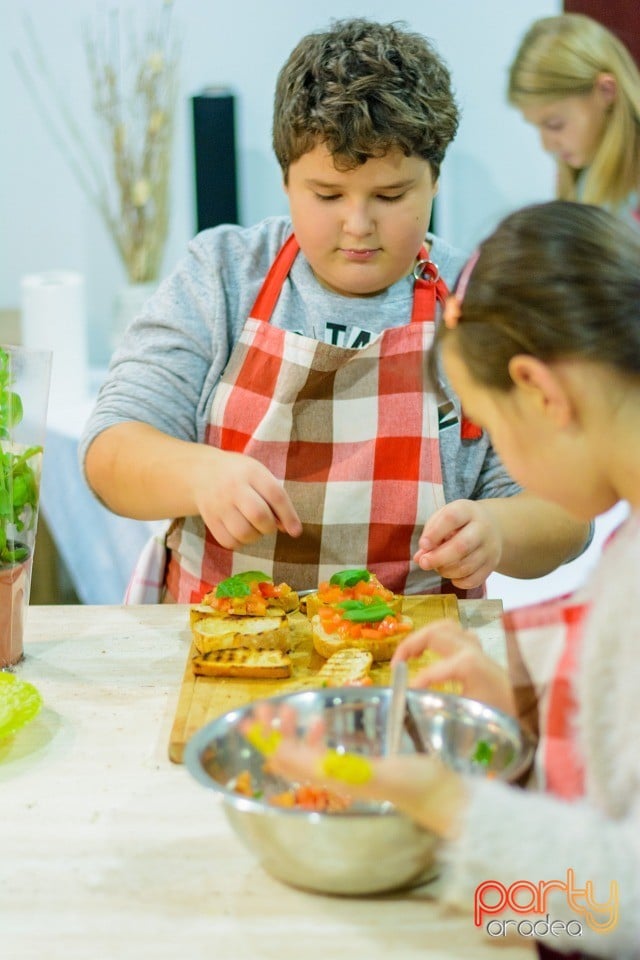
[[15, 2, 179, 283]]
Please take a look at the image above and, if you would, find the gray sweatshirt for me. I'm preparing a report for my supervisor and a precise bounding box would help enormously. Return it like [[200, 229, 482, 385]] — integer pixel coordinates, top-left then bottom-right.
[[80, 216, 520, 506]]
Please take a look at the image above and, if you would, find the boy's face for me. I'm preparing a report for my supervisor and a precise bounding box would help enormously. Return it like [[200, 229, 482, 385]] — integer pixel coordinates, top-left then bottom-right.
[[285, 143, 438, 297]]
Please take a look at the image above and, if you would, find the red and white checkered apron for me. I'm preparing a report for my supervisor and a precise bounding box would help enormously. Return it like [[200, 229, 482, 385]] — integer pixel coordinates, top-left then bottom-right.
[[503, 594, 589, 800], [165, 235, 483, 602], [507, 596, 596, 960]]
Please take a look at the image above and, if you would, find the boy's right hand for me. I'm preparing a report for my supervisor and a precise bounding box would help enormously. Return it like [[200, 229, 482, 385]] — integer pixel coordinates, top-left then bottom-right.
[[193, 448, 303, 550]]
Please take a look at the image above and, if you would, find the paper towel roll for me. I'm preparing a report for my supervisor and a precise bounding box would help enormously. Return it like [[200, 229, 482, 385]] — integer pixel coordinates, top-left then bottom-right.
[[20, 271, 88, 408]]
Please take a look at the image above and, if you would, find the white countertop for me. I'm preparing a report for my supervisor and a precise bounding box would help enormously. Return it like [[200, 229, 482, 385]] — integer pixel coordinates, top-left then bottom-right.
[[1, 604, 533, 960]]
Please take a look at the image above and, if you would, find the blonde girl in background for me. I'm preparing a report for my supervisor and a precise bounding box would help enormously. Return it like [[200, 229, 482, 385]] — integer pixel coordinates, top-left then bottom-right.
[[258, 201, 640, 959], [509, 13, 640, 228]]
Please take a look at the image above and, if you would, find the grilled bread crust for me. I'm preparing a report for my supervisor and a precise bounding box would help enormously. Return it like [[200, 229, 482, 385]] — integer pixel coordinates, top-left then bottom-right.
[[316, 648, 373, 686], [192, 648, 292, 679]]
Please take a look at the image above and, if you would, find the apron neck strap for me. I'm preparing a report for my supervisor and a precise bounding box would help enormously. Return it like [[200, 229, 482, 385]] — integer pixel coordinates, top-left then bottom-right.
[[249, 235, 481, 441], [413, 247, 482, 441], [411, 246, 450, 323], [250, 238, 450, 323], [249, 234, 300, 321]]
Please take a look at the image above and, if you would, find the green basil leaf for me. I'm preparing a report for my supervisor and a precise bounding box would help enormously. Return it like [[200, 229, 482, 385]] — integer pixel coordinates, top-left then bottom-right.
[[337, 600, 394, 623], [234, 570, 271, 584], [215, 570, 272, 598], [472, 739, 495, 766], [329, 568, 371, 588]]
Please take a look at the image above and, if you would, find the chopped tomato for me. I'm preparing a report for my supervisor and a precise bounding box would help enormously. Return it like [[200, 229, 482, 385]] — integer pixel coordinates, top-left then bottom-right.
[[270, 791, 296, 807], [283, 784, 351, 812], [236, 769, 350, 812], [328, 613, 411, 640], [318, 579, 394, 608], [318, 605, 340, 621], [354, 579, 375, 597], [320, 586, 344, 604], [234, 770, 253, 796]]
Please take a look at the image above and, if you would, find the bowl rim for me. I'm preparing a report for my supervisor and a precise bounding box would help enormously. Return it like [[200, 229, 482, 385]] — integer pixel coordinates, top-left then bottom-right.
[[183, 686, 536, 819]]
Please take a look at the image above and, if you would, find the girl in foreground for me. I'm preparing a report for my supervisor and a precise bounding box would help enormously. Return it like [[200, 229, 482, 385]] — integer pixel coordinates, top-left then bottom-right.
[[509, 14, 640, 229], [258, 202, 640, 958]]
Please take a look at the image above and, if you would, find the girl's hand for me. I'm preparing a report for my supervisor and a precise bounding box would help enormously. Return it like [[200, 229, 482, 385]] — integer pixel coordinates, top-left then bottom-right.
[[392, 620, 516, 716], [241, 703, 467, 838], [192, 448, 302, 550], [414, 499, 501, 588]]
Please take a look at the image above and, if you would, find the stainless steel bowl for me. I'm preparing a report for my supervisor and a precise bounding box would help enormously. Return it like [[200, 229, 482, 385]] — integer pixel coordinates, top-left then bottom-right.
[[184, 687, 535, 896]]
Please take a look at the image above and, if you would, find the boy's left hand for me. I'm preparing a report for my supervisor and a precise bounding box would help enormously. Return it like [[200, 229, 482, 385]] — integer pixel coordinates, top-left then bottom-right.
[[414, 499, 501, 589]]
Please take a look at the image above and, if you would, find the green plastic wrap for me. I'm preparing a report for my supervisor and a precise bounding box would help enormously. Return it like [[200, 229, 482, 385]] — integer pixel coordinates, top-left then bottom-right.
[[0, 672, 42, 739]]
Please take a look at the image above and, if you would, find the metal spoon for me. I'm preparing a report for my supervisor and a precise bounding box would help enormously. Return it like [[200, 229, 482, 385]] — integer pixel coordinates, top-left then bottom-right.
[[384, 660, 409, 755]]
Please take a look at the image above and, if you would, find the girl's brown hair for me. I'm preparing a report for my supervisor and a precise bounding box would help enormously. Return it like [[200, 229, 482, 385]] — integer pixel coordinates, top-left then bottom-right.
[[508, 14, 640, 210], [273, 18, 459, 181], [441, 201, 640, 389]]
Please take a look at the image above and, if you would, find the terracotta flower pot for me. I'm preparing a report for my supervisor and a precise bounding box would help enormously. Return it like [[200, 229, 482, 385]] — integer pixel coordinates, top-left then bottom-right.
[[0, 345, 51, 668], [0, 551, 32, 668]]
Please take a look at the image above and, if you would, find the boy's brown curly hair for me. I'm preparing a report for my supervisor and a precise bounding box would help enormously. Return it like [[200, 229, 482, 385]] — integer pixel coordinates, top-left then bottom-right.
[[273, 18, 459, 182]]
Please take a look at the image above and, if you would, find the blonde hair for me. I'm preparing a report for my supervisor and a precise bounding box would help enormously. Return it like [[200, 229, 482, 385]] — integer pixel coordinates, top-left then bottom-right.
[[508, 14, 640, 209]]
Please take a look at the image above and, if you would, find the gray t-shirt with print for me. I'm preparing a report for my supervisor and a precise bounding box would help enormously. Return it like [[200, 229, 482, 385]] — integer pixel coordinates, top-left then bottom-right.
[[79, 216, 520, 505]]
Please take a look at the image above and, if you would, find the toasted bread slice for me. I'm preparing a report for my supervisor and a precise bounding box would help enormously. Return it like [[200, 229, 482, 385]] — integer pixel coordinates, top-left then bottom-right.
[[311, 613, 413, 662], [192, 648, 292, 679], [192, 615, 289, 655], [317, 648, 373, 687], [190, 603, 285, 629]]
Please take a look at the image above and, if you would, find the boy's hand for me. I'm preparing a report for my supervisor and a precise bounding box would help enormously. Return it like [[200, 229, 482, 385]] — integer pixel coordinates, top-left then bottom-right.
[[414, 499, 501, 589], [391, 620, 516, 715], [193, 448, 302, 550]]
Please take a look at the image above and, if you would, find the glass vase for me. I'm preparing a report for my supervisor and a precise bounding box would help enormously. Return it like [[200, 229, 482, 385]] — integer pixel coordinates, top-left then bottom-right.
[[111, 281, 156, 352], [0, 346, 51, 668]]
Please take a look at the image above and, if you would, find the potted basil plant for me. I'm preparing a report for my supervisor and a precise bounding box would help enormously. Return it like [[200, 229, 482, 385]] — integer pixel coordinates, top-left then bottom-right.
[[0, 345, 51, 668]]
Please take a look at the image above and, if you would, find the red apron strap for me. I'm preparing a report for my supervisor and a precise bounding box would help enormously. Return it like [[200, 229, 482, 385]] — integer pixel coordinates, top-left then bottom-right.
[[249, 234, 300, 322], [251, 236, 481, 440], [412, 246, 482, 441], [461, 418, 482, 440], [410, 246, 449, 324]]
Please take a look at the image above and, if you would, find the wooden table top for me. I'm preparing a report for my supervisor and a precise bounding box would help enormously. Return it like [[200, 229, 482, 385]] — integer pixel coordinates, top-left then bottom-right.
[[1, 603, 533, 960]]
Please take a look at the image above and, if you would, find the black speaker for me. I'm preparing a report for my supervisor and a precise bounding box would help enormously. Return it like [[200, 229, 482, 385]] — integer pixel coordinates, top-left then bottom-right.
[[192, 88, 239, 232]]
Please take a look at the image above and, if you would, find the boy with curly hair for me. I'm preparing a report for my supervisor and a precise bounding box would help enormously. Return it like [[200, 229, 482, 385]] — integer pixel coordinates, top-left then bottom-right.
[[81, 18, 590, 602]]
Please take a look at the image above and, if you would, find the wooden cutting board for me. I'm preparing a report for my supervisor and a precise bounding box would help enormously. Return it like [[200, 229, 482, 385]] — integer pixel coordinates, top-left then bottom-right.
[[168, 593, 459, 763]]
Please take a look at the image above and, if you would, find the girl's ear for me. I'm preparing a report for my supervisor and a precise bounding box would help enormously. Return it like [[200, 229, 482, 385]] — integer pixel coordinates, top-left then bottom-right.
[[508, 355, 574, 427], [596, 73, 617, 105]]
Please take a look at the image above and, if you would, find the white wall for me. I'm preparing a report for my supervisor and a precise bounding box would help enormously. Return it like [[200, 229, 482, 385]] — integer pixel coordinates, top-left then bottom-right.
[[3, 0, 560, 366], [12, 0, 623, 610]]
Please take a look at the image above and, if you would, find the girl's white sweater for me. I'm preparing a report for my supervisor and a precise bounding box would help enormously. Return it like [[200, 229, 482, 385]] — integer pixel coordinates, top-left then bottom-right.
[[443, 513, 640, 959]]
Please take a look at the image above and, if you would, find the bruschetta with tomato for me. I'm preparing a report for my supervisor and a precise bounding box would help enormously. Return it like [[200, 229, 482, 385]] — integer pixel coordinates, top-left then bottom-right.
[[191, 570, 299, 624], [311, 598, 413, 662], [304, 568, 401, 619]]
